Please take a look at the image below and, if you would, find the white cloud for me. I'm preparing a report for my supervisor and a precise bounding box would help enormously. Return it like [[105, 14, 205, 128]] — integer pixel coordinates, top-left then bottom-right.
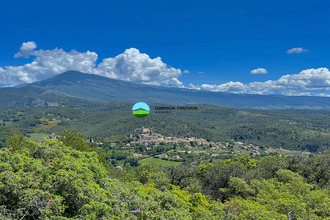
[[319, 93, 330, 97], [0, 42, 183, 87], [14, 41, 37, 58], [198, 71, 204, 74], [250, 68, 268, 74], [286, 47, 308, 54], [94, 48, 183, 87], [188, 83, 201, 90], [1, 44, 98, 86], [183, 70, 190, 74], [192, 68, 330, 96], [1, 41, 329, 97]]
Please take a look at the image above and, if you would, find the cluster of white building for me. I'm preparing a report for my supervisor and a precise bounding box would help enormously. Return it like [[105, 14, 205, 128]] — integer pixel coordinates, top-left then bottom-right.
[[130, 127, 228, 149]]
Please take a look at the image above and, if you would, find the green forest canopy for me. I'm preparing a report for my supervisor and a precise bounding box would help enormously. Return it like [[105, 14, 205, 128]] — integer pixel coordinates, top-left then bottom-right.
[[0, 131, 329, 219]]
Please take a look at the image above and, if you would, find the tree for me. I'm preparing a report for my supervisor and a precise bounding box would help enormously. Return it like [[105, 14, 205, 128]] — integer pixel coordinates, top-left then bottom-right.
[[0, 137, 112, 219], [258, 155, 286, 178], [220, 177, 255, 199]]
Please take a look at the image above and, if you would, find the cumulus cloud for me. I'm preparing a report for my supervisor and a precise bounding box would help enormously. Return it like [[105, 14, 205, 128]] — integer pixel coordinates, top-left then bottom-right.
[[319, 93, 330, 97], [190, 67, 330, 96], [94, 48, 183, 87], [286, 47, 308, 54], [183, 70, 190, 74], [1, 41, 329, 96], [188, 83, 201, 90], [250, 68, 268, 74], [0, 41, 183, 87], [14, 41, 37, 58], [1, 43, 98, 86]]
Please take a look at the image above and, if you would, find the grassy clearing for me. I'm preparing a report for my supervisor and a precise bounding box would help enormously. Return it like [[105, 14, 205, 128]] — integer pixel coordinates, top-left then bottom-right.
[[29, 133, 50, 141], [140, 157, 183, 166]]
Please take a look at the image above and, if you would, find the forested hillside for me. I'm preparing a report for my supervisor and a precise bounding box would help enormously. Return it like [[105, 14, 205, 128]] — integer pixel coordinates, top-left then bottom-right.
[[0, 102, 329, 152], [0, 131, 329, 219]]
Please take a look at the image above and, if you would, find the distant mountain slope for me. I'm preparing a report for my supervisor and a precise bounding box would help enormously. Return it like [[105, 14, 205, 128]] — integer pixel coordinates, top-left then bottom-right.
[[20, 70, 330, 110], [0, 86, 104, 108]]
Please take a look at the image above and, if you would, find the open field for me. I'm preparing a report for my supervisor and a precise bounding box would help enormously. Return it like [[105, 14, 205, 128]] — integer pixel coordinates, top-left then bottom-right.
[[140, 157, 183, 166], [29, 133, 49, 141]]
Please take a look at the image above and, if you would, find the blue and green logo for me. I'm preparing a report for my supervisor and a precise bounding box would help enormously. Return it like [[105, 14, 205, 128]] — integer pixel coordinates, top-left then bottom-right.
[[132, 102, 150, 118]]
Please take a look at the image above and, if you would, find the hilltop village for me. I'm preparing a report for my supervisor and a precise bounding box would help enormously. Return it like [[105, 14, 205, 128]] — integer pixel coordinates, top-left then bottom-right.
[[129, 127, 264, 158], [90, 127, 307, 167]]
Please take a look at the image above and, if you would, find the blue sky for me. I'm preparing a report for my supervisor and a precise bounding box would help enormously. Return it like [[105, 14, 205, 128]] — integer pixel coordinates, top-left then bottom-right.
[[0, 0, 330, 96]]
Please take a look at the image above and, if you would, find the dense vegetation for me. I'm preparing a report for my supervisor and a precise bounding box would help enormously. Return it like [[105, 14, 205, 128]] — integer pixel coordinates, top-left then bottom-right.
[[0, 102, 329, 152], [0, 96, 328, 219], [0, 131, 329, 219]]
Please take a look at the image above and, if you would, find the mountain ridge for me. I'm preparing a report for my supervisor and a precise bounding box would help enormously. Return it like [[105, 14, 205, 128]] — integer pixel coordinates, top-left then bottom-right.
[[0, 85, 105, 108], [26, 70, 330, 110], [0, 70, 327, 110]]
